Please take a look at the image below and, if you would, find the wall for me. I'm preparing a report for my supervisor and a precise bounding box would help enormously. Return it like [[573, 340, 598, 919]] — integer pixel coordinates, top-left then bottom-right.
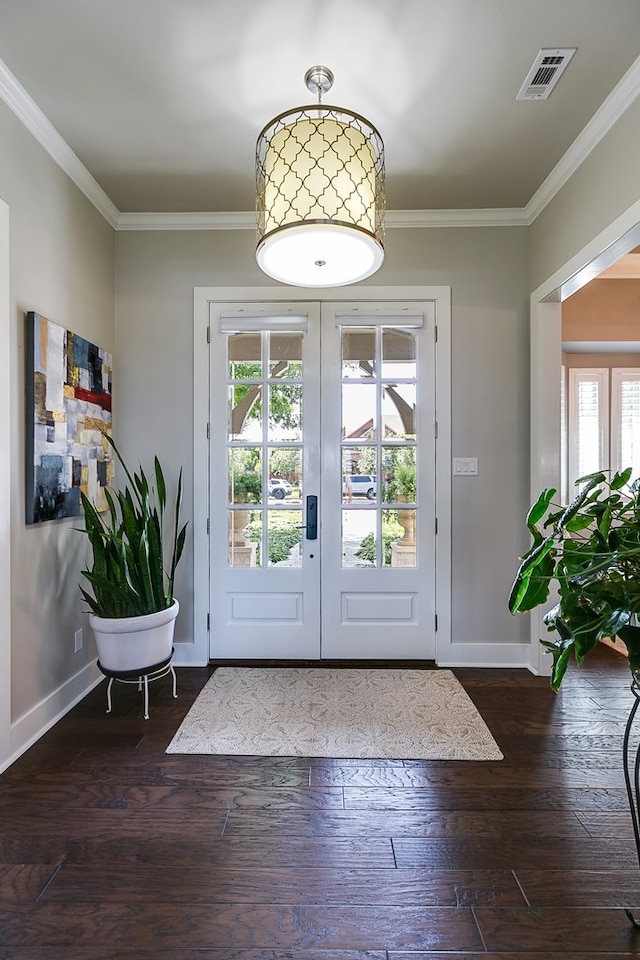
[[0, 97, 115, 748], [530, 96, 640, 292], [563, 278, 640, 341], [115, 224, 531, 659]]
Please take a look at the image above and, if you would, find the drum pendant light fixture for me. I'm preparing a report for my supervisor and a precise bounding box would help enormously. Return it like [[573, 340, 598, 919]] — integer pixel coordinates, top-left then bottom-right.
[[256, 66, 385, 287]]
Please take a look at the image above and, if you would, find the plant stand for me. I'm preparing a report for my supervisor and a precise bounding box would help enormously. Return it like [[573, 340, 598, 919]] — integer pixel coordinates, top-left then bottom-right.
[[97, 649, 177, 720], [623, 672, 640, 927]]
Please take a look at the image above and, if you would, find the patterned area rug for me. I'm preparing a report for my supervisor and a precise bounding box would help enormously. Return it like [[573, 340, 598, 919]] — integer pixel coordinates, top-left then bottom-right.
[[166, 667, 503, 760]]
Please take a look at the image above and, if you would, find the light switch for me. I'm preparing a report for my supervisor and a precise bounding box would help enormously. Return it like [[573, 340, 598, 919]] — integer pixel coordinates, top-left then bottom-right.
[[453, 457, 478, 476]]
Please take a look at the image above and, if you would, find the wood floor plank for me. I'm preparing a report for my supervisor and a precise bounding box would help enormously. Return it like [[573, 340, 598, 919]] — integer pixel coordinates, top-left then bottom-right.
[[41, 864, 526, 907], [222, 808, 590, 839], [474, 905, 640, 955], [0, 951, 387, 960], [312, 763, 626, 788], [0, 903, 484, 951], [62, 835, 395, 870], [392, 835, 638, 870], [515, 869, 640, 907], [342, 785, 631, 811]]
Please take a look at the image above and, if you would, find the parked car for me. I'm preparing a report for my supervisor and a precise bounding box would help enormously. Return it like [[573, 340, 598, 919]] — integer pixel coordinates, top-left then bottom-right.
[[268, 478, 293, 499], [343, 474, 376, 499]]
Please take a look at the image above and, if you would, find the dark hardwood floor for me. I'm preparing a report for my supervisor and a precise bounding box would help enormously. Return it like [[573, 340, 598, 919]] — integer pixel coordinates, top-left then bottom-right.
[[2, 644, 640, 958]]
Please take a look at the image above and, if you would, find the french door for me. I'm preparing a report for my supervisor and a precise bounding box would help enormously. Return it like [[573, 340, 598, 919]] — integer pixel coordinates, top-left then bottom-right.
[[208, 299, 436, 660]]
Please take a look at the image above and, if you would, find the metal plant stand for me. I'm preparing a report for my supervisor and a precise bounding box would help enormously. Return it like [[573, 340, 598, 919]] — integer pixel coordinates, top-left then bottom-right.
[[97, 649, 177, 720], [623, 672, 640, 927]]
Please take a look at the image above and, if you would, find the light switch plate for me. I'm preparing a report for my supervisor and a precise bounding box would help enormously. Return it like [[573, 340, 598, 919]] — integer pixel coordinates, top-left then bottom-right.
[[453, 457, 478, 476]]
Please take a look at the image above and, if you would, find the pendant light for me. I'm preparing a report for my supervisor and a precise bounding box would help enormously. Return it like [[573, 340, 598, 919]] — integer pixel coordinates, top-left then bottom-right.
[[256, 66, 385, 287]]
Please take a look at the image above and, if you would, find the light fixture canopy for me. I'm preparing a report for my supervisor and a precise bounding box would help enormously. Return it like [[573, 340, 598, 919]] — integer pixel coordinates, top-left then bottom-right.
[[256, 66, 385, 287]]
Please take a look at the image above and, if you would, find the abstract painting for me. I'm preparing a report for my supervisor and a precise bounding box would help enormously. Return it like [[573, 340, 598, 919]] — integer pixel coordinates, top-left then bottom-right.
[[25, 311, 113, 524]]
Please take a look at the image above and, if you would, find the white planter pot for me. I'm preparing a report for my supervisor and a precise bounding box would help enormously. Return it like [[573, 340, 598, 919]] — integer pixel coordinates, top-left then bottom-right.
[[90, 600, 179, 673]]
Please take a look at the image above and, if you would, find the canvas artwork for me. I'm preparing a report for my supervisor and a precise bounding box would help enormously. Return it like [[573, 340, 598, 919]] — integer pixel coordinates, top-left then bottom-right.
[[25, 311, 113, 524]]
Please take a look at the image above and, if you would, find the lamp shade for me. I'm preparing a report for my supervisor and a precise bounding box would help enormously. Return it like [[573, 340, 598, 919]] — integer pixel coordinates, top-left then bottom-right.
[[256, 104, 385, 287]]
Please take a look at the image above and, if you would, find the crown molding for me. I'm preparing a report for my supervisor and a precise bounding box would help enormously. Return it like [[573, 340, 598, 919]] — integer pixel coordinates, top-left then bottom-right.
[[0, 58, 120, 228], [116, 207, 530, 231], [525, 53, 640, 223], [2, 50, 639, 233], [116, 211, 254, 230]]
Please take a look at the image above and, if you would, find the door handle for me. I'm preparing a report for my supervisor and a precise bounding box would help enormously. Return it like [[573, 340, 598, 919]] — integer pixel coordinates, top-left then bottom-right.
[[305, 495, 317, 540]]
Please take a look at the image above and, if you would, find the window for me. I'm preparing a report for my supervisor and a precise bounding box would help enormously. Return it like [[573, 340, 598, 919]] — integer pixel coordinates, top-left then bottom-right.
[[564, 365, 640, 501]]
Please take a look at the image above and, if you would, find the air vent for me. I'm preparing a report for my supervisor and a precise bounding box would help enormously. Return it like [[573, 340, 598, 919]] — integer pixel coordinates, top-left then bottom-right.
[[516, 48, 576, 101]]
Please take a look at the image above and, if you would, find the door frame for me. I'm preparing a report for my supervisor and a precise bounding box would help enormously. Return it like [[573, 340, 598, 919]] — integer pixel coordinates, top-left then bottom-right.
[[191, 285, 451, 668], [529, 199, 640, 676], [0, 199, 10, 770]]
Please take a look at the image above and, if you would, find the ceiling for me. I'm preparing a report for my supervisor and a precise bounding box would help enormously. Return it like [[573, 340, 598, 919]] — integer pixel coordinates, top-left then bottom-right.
[[0, 0, 639, 217]]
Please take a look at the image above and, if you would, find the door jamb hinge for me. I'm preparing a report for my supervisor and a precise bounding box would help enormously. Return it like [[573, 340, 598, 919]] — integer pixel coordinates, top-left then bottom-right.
[[207, 518, 210, 535], [207, 613, 210, 631], [435, 613, 438, 632], [206, 326, 211, 343]]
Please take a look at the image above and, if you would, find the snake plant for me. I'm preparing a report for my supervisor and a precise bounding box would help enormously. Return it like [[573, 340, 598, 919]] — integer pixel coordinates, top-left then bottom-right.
[[79, 435, 187, 619], [509, 467, 640, 689]]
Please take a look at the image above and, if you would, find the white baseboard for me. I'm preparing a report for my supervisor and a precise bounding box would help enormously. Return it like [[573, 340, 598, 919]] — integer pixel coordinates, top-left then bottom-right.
[[1, 660, 103, 774], [437, 641, 531, 670]]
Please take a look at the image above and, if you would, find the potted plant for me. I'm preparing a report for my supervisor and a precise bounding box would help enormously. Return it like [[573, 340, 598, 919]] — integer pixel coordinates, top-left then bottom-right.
[[508, 467, 640, 689], [509, 467, 640, 926], [79, 435, 187, 673]]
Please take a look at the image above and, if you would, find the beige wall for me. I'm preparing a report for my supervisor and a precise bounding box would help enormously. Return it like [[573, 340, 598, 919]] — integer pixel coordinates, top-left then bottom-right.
[[0, 98, 115, 725], [563, 278, 640, 340], [530, 96, 640, 292], [115, 225, 531, 654]]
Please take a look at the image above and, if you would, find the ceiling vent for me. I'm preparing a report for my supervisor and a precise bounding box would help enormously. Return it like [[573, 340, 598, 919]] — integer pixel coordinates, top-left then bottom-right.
[[516, 48, 576, 101]]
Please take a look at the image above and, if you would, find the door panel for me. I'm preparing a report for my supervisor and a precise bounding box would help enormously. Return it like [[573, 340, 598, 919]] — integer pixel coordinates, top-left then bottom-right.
[[209, 300, 435, 661], [210, 304, 321, 659], [320, 302, 435, 659]]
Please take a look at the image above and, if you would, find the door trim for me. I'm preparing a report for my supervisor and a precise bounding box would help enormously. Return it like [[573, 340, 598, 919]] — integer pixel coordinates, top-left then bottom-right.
[[192, 285, 451, 668], [529, 199, 640, 676], [0, 199, 10, 769]]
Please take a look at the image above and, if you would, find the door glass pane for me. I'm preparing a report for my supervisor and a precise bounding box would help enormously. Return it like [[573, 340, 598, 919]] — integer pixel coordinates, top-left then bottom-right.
[[266, 509, 303, 568], [229, 448, 262, 504], [228, 508, 260, 567], [342, 510, 376, 568], [342, 328, 375, 378], [381, 446, 416, 503], [268, 382, 302, 441], [229, 384, 262, 441], [382, 329, 416, 378], [269, 332, 303, 378], [387, 508, 416, 567], [382, 383, 416, 440], [268, 447, 302, 501], [342, 383, 377, 439], [342, 446, 377, 504], [228, 332, 262, 379]]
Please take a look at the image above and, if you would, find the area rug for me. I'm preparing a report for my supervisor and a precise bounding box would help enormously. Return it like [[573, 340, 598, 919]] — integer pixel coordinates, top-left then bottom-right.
[[166, 667, 503, 760]]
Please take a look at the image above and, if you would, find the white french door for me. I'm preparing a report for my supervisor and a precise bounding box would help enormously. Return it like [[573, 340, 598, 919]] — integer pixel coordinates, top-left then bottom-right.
[[208, 299, 436, 660]]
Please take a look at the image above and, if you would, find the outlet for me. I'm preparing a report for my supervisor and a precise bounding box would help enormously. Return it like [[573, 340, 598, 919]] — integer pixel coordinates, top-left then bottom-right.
[[74, 628, 83, 653]]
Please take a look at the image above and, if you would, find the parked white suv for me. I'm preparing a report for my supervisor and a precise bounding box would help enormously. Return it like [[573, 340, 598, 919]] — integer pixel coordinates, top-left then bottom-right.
[[268, 478, 293, 499], [343, 474, 376, 499]]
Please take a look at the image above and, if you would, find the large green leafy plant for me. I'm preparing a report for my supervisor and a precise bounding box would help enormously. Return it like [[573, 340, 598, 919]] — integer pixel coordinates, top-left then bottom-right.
[[79, 436, 187, 619], [509, 468, 640, 689]]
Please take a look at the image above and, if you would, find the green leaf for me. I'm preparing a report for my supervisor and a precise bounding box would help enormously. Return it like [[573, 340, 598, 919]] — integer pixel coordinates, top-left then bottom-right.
[[611, 467, 633, 489], [526, 488, 556, 527]]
